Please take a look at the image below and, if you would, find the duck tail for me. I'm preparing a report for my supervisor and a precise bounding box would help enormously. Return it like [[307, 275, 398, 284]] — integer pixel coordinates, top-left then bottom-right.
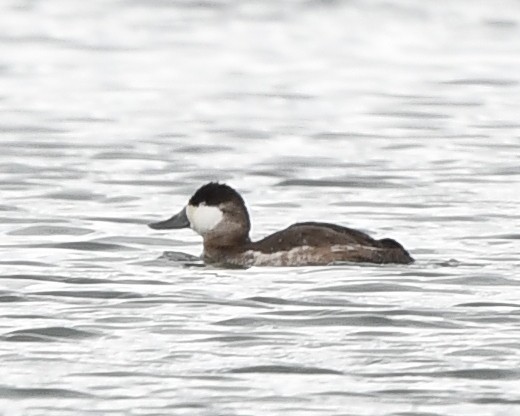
[[378, 238, 414, 264]]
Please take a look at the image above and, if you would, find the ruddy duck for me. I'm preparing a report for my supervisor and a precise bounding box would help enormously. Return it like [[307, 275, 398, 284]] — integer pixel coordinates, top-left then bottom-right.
[[148, 182, 414, 267]]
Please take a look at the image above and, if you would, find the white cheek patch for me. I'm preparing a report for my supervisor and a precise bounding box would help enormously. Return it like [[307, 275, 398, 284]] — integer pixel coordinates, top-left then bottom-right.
[[186, 204, 223, 235]]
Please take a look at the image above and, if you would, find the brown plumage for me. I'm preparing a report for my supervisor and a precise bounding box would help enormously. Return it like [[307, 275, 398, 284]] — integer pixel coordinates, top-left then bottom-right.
[[149, 182, 414, 267]]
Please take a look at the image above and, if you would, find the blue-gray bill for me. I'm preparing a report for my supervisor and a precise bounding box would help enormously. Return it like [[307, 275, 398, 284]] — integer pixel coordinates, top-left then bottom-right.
[[148, 207, 189, 230]]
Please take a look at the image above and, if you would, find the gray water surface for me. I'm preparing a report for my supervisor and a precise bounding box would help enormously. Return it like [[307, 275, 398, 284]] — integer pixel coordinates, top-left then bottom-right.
[[1, 1, 520, 415]]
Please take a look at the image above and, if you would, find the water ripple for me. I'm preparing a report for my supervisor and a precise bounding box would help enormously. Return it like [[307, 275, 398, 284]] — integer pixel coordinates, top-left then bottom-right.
[[2, 327, 97, 342], [8, 225, 94, 236], [27, 241, 135, 251], [363, 369, 520, 380], [228, 365, 343, 375], [216, 315, 462, 329], [33, 290, 143, 299], [0, 386, 93, 398]]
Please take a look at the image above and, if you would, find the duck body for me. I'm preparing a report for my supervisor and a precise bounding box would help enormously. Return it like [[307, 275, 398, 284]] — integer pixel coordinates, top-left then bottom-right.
[[204, 222, 413, 267], [149, 183, 414, 268]]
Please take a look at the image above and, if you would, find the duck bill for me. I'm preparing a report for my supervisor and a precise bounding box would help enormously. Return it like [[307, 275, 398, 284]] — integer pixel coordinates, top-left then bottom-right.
[[148, 207, 190, 230]]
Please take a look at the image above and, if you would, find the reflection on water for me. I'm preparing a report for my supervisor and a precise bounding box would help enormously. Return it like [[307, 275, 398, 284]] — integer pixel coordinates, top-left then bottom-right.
[[1, 0, 520, 415]]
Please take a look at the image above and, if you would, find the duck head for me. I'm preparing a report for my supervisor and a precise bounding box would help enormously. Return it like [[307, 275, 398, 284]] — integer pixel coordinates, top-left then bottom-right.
[[148, 182, 251, 246]]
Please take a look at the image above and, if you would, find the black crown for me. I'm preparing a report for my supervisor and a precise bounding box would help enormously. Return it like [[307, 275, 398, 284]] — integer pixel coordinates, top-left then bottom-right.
[[189, 182, 244, 207]]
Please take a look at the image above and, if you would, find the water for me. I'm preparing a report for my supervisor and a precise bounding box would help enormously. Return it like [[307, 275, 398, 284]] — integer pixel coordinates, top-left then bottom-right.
[[1, 0, 520, 415]]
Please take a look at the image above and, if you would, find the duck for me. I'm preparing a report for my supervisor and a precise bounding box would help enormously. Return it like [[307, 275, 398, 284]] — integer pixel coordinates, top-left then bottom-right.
[[148, 182, 414, 267]]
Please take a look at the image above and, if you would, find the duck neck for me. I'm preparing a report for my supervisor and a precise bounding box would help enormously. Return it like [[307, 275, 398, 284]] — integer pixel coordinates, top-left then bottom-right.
[[203, 233, 250, 250]]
